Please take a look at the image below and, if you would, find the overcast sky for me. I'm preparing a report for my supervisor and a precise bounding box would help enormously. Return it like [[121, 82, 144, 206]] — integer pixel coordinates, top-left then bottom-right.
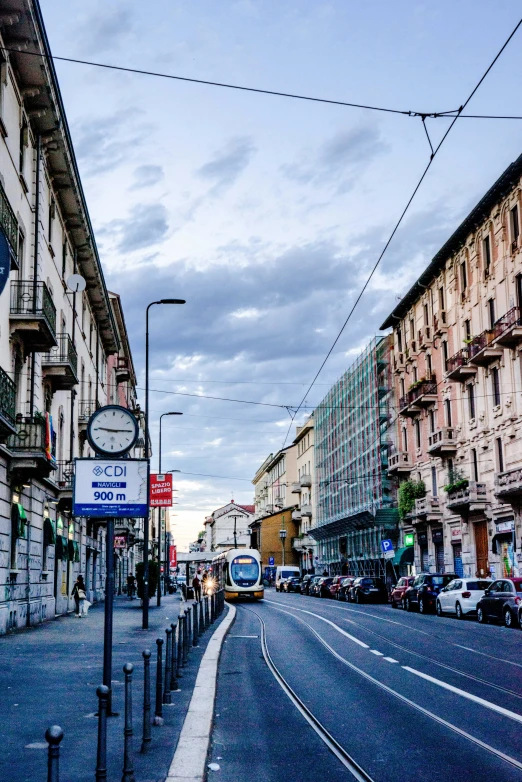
[[41, 0, 522, 548]]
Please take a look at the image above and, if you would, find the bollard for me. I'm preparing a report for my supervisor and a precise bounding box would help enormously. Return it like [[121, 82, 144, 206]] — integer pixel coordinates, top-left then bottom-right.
[[170, 622, 179, 691], [45, 725, 63, 782], [192, 601, 198, 646], [211, 593, 216, 623], [199, 597, 204, 633], [182, 611, 189, 666], [122, 663, 135, 782], [205, 595, 210, 628], [95, 684, 110, 781], [186, 605, 192, 654], [177, 611, 185, 674], [154, 639, 164, 725], [141, 649, 152, 753], [163, 628, 172, 705]]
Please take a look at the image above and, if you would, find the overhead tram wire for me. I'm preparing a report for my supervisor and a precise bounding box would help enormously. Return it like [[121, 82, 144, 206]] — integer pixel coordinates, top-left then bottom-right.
[[281, 16, 522, 450]]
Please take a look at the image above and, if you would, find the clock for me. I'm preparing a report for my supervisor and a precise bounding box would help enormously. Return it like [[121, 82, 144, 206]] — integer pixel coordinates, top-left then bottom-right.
[[86, 405, 139, 456]]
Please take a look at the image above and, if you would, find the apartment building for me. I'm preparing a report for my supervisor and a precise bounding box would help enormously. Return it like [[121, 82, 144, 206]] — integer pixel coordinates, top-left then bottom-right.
[[204, 501, 254, 552], [0, 2, 141, 633], [311, 336, 398, 578], [290, 415, 316, 572], [382, 153, 522, 581]]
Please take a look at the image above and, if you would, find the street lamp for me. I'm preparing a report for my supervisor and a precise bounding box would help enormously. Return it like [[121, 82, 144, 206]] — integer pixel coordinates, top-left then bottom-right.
[[158, 412, 183, 474], [279, 525, 287, 567], [143, 299, 185, 630]]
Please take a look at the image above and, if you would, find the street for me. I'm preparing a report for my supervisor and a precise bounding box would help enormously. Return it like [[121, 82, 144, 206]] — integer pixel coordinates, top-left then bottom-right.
[[210, 592, 522, 782]]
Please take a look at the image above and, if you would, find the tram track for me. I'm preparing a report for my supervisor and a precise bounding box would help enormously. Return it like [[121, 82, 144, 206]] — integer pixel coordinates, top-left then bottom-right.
[[264, 598, 522, 702], [247, 602, 522, 774]]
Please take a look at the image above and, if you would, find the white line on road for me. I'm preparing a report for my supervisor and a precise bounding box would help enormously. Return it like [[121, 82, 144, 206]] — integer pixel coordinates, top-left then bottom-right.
[[228, 635, 259, 638], [265, 600, 369, 648], [369, 650, 383, 656], [383, 657, 399, 663], [403, 666, 522, 725], [455, 644, 522, 670]]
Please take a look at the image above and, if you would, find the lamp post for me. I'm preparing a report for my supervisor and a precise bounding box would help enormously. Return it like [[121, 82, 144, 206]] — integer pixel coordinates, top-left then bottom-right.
[[143, 299, 185, 630], [157, 413, 182, 606], [279, 519, 287, 567]]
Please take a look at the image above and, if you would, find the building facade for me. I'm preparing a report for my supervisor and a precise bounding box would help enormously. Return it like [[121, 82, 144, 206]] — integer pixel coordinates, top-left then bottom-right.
[[382, 153, 522, 581], [249, 507, 300, 576], [290, 415, 316, 572], [204, 502, 254, 552], [311, 336, 398, 578]]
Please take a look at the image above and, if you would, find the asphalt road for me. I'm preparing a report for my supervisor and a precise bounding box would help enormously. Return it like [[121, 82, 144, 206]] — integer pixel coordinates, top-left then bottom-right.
[[209, 591, 522, 782]]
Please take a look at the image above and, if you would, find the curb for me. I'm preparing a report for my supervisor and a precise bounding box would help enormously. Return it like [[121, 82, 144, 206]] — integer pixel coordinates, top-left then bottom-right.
[[165, 602, 236, 781]]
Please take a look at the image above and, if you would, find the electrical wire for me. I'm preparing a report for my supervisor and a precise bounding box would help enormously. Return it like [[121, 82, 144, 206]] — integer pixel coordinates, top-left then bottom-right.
[[280, 16, 522, 450]]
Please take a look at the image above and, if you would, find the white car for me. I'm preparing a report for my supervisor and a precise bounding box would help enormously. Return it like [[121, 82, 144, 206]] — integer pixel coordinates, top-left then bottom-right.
[[436, 577, 492, 619]]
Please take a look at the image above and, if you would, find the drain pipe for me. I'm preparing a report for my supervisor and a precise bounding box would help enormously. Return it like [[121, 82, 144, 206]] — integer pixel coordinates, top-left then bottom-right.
[[29, 133, 41, 418]]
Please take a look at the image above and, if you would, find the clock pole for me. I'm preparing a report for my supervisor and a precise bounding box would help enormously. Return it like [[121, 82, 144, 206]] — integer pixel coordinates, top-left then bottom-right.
[[103, 516, 117, 715]]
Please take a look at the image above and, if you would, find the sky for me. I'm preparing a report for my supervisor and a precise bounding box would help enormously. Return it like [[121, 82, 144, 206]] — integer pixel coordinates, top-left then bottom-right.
[[40, 0, 522, 549]]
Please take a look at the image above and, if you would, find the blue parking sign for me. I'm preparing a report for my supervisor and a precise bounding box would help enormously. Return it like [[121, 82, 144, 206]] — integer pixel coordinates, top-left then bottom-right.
[[381, 539, 394, 553], [268, 557, 274, 566]]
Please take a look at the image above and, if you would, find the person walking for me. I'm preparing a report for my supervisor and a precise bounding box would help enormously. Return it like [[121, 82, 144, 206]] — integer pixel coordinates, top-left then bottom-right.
[[192, 572, 202, 602], [71, 575, 87, 618]]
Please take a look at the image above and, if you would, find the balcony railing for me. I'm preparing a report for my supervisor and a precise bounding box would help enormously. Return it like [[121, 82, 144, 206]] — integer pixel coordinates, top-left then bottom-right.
[[446, 481, 488, 511], [10, 280, 57, 350], [467, 329, 502, 365], [300, 503, 312, 517], [427, 427, 457, 456], [388, 451, 411, 473], [495, 467, 522, 499], [41, 333, 78, 389], [0, 365, 16, 436], [78, 399, 101, 422], [415, 496, 441, 517], [7, 416, 57, 465], [300, 474, 312, 488], [399, 379, 437, 413], [0, 179, 18, 259], [445, 348, 477, 381], [54, 460, 74, 491], [492, 306, 522, 347], [290, 481, 302, 493]]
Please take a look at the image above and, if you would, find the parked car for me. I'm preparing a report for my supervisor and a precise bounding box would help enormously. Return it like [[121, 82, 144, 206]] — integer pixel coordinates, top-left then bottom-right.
[[283, 577, 302, 593], [275, 566, 300, 592], [347, 577, 388, 604], [436, 578, 492, 619], [300, 574, 315, 595], [390, 576, 414, 608], [477, 578, 522, 627], [309, 576, 324, 597], [328, 576, 346, 599], [403, 573, 457, 614], [338, 577, 355, 601], [317, 577, 335, 598]]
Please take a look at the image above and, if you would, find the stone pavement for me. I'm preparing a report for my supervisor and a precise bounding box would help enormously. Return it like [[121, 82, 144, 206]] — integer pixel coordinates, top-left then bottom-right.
[[0, 593, 222, 782]]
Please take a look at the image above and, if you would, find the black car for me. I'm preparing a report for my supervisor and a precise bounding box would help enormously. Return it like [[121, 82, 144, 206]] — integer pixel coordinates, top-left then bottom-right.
[[309, 576, 325, 597], [318, 577, 335, 598], [348, 577, 388, 604], [477, 578, 522, 627], [403, 573, 457, 614], [283, 577, 302, 593], [300, 574, 315, 595], [338, 577, 355, 601]]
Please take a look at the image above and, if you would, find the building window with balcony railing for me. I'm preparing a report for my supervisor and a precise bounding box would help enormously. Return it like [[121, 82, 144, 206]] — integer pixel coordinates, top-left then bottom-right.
[[510, 204, 520, 249], [491, 366, 501, 407], [497, 437, 504, 473], [483, 235, 491, 277], [471, 448, 479, 482], [445, 398, 452, 427], [467, 383, 476, 420]]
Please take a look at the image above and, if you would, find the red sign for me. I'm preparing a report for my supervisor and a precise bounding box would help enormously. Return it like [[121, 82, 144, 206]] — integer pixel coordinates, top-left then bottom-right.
[[150, 473, 173, 507], [169, 545, 177, 570], [114, 535, 127, 549]]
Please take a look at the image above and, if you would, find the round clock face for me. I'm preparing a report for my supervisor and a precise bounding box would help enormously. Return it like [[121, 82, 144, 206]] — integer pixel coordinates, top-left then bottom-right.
[[87, 405, 138, 456]]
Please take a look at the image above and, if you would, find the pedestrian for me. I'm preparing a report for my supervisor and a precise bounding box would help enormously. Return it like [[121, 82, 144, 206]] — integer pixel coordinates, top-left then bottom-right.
[[192, 573, 201, 602], [127, 573, 136, 599], [71, 575, 87, 618]]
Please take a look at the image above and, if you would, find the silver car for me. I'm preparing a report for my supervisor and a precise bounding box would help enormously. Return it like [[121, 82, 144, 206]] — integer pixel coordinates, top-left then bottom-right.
[[436, 577, 492, 619]]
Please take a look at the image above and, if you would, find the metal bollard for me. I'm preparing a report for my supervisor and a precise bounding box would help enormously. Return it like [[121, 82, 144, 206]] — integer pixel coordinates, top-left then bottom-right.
[[141, 649, 152, 753], [199, 597, 204, 633], [154, 639, 164, 725], [45, 725, 63, 782], [95, 684, 110, 781], [177, 612, 184, 675], [182, 611, 189, 666], [205, 595, 210, 628], [163, 628, 172, 705], [192, 601, 198, 646], [211, 593, 216, 623], [170, 622, 179, 691], [122, 663, 135, 782], [186, 605, 192, 652]]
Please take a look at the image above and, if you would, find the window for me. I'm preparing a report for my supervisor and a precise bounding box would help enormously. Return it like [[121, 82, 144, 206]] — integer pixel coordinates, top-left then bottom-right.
[[488, 299, 495, 330], [424, 303, 429, 326], [442, 340, 448, 371], [483, 235, 491, 276], [412, 365, 418, 383], [19, 117, 28, 173], [397, 328, 402, 353], [61, 242, 67, 279], [400, 378, 405, 398], [439, 287, 445, 312], [471, 448, 479, 482], [460, 261, 467, 292], [496, 437, 504, 473], [48, 197, 55, 242], [491, 366, 501, 406], [511, 205, 520, 246], [415, 419, 421, 450], [402, 427, 408, 452], [410, 318, 415, 341], [426, 353, 432, 377], [428, 408, 435, 433], [431, 465, 437, 497], [17, 230, 24, 272], [467, 383, 475, 420], [445, 398, 452, 427], [464, 319, 471, 341]]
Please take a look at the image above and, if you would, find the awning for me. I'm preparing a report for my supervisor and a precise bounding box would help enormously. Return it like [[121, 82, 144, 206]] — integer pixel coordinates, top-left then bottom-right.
[[392, 546, 414, 566], [56, 535, 69, 560], [492, 532, 516, 554], [43, 518, 55, 546], [73, 541, 80, 562], [68, 540, 75, 561], [11, 503, 27, 538]]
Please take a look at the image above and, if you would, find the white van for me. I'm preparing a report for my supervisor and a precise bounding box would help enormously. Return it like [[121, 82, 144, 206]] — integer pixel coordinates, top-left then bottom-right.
[[275, 566, 300, 592]]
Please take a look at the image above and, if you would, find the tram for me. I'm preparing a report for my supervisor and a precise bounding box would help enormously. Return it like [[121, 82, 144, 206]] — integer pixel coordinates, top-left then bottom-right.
[[212, 548, 264, 601]]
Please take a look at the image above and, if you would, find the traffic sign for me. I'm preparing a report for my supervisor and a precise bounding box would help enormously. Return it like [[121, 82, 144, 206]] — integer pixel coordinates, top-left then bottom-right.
[[381, 539, 394, 553], [268, 556, 274, 566], [383, 550, 395, 560], [73, 458, 148, 517], [150, 473, 173, 507]]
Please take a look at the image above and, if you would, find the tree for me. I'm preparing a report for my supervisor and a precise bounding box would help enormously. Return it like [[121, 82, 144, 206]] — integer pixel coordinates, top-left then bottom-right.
[[398, 479, 426, 520]]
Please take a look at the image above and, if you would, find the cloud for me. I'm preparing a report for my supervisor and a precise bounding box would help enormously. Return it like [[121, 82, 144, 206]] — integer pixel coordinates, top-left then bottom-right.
[[101, 203, 169, 253], [197, 137, 256, 194], [281, 125, 388, 193], [131, 165, 165, 190], [76, 6, 134, 55], [73, 110, 150, 176]]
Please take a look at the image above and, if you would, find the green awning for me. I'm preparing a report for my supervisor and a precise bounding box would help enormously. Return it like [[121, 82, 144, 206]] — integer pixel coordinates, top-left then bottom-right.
[[68, 540, 75, 561], [392, 546, 414, 566], [56, 535, 69, 560], [73, 541, 80, 562], [11, 503, 27, 538], [43, 518, 55, 546]]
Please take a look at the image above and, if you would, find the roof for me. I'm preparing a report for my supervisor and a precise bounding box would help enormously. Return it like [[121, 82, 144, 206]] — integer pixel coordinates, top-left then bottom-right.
[[238, 504, 255, 514], [381, 152, 522, 330]]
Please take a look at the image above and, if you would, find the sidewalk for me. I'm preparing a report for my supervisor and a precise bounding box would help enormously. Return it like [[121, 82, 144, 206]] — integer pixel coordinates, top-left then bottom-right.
[[0, 593, 221, 782]]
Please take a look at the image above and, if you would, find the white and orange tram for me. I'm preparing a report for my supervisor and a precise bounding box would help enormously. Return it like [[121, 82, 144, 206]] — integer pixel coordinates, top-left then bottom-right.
[[212, 548, 264, 601]]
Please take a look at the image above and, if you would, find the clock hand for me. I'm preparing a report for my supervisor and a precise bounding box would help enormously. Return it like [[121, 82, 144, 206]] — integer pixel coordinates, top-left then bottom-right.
[[95, 427, 133, 433]]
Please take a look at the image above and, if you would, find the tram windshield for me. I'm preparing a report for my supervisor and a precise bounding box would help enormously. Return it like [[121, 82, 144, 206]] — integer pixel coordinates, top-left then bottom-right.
[[230, 556, 259, 587]]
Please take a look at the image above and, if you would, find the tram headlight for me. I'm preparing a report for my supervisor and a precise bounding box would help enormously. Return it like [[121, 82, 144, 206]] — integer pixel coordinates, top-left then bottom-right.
[[205, 576, 216, 594]]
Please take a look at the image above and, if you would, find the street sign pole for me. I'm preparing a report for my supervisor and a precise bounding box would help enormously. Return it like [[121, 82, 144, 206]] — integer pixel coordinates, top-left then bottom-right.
[[102, 517, 118, 716]]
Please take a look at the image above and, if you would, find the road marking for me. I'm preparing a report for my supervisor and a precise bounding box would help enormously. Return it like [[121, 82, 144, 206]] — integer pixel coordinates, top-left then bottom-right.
[[370, 650, 383, 656], [383, 657, 399, 663], [403, 666, 522, 724], [228, 635, 259, 638], [265, 600, 369, 648], [455, 644, 522, 670]]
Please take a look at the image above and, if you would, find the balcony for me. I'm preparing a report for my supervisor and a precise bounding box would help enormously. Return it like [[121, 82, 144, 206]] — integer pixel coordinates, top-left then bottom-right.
[[300, 503, 312, 517], [428, 427, 457, 457], [42, 333, 78, 390], [433, 311, 448, 335], [418, 326, 433, 348], [399, 379, 438, 417], [446, 481, 488, 513], [0, 179, 19, 269], [9, 280, 57, 351], [414, 495, 442, 519], [387, 451, 412, 474], [290, 481, 302, 494], [52, 460, 74, 508], [78, 399, 101, 428], [495, 467, 522, 500], [291, 509, 302, 521], [0, 365, 16, 440], [6, 416, 57, 479], [300, 474, 312, 488], [445, 349, 477, 382], [115, 357, 131, 383], [492, 306, 522, 348], [274, 496, 284, 508], [265, 504, 274, 514], [467, 329, 503, 367], [292, 534, 315, 552]]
